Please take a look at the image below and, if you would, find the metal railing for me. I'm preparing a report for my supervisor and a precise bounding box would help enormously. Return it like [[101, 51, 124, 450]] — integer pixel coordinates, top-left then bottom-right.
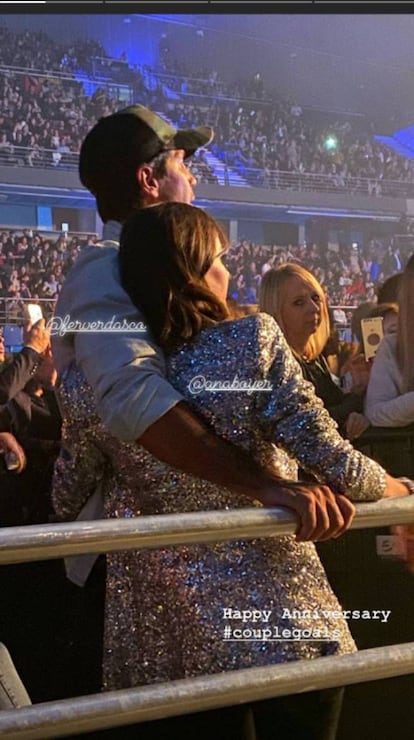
[[0, 226, 96, 238], [214, 163, 414, 197], [0, 499, 413, 737], [0, 145, 78, 171], [0, 298, 57, 325], [0, 64, 82, 84], [0, 143, 412, 199], [0, 64, 132, 98], [143, 67, 273, 105], [1, 644, 413, 739], [1, 498, 414, 565]]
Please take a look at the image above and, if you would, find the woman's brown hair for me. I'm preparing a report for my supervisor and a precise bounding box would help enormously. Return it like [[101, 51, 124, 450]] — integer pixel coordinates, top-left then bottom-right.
[[119, 203, 230, 352]]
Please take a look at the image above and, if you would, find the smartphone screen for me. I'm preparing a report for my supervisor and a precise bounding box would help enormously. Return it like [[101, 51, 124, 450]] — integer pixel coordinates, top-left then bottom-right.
[[361, 317, 384, 361], [25, 303, 43, 325]]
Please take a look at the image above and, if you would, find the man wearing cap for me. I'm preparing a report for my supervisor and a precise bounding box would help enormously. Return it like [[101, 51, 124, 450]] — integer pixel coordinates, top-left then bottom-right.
[[53, 104, 351, 548]]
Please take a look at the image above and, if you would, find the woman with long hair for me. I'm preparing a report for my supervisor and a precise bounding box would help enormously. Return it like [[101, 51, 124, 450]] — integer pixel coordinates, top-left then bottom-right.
[[365, 254, 414, 426], [259, 263, 370, 440], [54, 204, 411, 740]]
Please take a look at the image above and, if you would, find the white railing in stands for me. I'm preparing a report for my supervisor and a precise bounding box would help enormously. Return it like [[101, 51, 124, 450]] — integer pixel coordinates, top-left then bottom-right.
[[0, 144, 413, 198]]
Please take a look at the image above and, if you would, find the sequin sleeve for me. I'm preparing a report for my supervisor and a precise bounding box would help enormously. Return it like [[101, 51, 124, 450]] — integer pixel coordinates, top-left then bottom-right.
[[253, 313, 386, 500]]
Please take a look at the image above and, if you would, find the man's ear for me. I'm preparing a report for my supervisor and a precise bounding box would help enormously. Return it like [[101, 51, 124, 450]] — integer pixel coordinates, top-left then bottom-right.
[[136, 164, 160, 200]]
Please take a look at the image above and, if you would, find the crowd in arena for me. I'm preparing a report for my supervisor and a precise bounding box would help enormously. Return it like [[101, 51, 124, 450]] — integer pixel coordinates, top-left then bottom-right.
[[0, 72, 122, 168], [1, 24, 414, 740], [0, 229, 96, 315], [0, 23, 410, 313], [162, 98, 414, 193], [1, 25, 414, 193], [155, 47, 270, 101], [0, 25, 106, 74], [225, 236, 411, 306], [0, 225, 409, 318]]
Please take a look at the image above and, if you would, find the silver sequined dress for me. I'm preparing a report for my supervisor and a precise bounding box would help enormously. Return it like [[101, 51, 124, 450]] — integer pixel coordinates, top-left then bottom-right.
[[54, 313, 386, 690]]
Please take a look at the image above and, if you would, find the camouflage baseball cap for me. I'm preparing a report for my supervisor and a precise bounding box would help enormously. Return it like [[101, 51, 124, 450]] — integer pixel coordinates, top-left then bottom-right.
[[117, 104, 214, 157], [79, 103, 214, 192]]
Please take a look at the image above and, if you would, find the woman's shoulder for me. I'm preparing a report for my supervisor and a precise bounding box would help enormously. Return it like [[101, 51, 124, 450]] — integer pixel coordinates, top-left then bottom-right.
[[194, 313, 285, 359], [169, 313, 284, 376], [202, 312, 280, 341]]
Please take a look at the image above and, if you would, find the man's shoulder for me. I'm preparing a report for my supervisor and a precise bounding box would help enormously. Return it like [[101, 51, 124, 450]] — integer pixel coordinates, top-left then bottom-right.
[[69, 242, 119, 272], [57, 244, 121, 306]]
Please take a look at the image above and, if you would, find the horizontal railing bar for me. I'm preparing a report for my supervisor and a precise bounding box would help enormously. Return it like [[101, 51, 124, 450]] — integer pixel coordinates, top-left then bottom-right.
[[0, 143, 411, 195], [0, 643, 413, 739], [0, 497, 413, 565]]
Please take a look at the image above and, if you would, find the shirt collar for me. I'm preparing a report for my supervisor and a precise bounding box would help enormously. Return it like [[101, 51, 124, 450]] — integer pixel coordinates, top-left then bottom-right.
[[102, 220, 122, 243]]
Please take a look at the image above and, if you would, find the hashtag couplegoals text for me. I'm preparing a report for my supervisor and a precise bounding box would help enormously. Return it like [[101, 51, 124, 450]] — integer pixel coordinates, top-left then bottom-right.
[[221, 607, 391, 642]]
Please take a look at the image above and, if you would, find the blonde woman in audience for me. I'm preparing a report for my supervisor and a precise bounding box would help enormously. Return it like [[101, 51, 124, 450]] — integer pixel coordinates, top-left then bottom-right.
[[365, 255, 414, 427], [259, 263, 370, 441]]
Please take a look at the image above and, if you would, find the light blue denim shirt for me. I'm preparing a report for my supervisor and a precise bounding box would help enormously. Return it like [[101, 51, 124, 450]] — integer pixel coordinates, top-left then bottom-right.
[[52, 221, 183, 441]]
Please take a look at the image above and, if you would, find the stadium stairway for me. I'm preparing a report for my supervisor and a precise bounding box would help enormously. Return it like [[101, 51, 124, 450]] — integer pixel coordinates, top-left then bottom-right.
[[155, 111, 250, 187]]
